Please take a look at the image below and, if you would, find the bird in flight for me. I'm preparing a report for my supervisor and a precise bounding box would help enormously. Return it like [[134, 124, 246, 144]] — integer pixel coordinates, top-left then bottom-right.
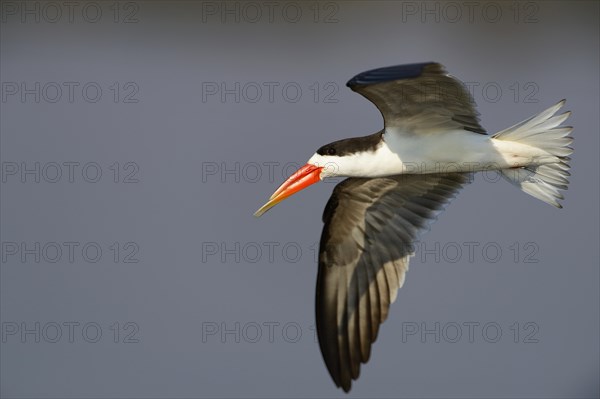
[[254, 62, 573, 392]]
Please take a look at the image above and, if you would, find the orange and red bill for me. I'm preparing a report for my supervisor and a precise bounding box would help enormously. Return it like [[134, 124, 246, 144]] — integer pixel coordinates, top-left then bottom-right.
[[254, 164, 323, 217]]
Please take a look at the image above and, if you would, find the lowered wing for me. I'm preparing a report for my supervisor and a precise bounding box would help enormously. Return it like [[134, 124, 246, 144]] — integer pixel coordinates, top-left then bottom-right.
[[316, 172, 471, 391]]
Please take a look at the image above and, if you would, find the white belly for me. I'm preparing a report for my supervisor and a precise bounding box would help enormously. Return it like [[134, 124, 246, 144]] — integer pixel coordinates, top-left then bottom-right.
[[338, 129, 554, 177]]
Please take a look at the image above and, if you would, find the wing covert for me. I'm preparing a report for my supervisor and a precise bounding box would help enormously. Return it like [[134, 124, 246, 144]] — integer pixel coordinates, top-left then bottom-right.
[[347, 62, 486, 134]]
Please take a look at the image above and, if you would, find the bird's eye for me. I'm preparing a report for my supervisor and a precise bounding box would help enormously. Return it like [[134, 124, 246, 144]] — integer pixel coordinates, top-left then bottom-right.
[[327, 147, 336, 156]]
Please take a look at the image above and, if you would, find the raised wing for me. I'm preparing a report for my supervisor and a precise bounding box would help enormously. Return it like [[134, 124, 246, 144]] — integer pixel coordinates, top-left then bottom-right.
[[316, 173, 470, 392], [347, 62, 486, 134]]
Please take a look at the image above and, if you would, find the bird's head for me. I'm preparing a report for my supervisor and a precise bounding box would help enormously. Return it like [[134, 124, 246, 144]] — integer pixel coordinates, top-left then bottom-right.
[[254, 139, 358, 217]]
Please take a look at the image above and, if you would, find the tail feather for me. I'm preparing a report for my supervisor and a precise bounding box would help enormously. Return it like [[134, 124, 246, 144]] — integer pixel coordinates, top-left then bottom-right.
[[493, 100, 573, 208]]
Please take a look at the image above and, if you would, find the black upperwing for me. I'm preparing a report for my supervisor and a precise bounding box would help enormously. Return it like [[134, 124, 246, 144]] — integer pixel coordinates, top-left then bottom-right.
[[315, 173, 471, 392], [347, 62, 486, 135]]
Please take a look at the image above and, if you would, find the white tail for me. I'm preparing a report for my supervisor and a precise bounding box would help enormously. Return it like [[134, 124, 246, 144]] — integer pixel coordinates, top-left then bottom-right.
[[492, 100, 573, 208]]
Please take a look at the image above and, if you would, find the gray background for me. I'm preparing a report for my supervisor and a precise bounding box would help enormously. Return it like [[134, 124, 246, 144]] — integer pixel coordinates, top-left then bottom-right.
[[1, 1, 598, 398]]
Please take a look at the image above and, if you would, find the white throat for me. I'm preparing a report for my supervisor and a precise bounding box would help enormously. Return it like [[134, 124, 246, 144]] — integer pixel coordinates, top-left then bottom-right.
[[307, 141, 404, 178]]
